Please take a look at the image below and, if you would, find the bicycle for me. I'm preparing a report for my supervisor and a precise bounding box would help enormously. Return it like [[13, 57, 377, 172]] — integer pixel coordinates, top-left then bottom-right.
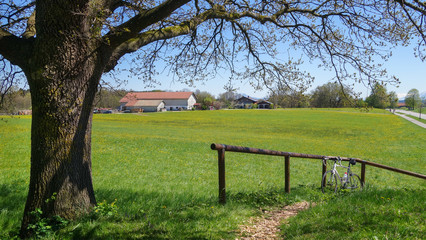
[[321, 157, 361, 193]]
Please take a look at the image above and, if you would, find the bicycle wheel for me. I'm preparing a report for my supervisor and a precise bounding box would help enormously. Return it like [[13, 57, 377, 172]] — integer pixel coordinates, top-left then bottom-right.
[[322, 170, 338, 193], [345, 173, 361, 190]]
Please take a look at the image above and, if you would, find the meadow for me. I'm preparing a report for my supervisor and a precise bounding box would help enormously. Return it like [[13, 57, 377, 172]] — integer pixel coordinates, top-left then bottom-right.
[[0, 109, 425, 239]]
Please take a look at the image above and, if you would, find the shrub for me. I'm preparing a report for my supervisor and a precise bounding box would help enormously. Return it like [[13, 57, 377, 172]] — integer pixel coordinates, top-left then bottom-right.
[[93, 199, 118, 217], [27, 208, 68, 238]]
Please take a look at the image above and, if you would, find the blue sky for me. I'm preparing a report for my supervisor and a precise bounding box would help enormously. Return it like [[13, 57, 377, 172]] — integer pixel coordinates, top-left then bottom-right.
[[3, 1, 424, 100], [107, 43, 425, 100]]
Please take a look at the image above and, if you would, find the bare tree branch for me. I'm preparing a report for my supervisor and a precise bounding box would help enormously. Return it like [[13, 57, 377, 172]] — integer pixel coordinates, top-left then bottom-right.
[[1, 0, 425, 94], [105, 5, 222, 71], [105, 0, 191, 49], [0, 57, 24, 107]]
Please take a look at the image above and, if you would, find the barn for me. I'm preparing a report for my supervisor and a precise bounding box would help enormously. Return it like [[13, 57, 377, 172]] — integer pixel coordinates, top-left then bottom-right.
[[120, 92, 197, 111], [124, 100, 166, 112], [256, 100, 272, 109], [235, 96, 257, 108], [235, 97, 272, 109]]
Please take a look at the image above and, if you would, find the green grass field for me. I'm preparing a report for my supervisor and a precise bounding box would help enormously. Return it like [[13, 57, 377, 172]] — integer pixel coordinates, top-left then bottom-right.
[[1, 109, 425, 239]]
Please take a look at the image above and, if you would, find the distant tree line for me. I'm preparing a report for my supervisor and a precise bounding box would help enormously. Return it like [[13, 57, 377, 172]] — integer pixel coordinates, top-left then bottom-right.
[[404, 88, 422, 110], [0, 87, 31, 113], [93, 88, 128, 109], [1, 84, 421, 113], [0, 87, 127, 113], [196, 82, 424, 110]]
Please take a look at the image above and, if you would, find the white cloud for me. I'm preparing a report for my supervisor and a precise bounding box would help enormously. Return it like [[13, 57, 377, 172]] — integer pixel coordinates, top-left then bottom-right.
[[397, 93, 407, 99]]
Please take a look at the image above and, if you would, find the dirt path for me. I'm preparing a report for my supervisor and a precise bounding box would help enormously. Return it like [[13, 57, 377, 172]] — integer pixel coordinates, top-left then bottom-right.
[[236, 201, 314, 240]]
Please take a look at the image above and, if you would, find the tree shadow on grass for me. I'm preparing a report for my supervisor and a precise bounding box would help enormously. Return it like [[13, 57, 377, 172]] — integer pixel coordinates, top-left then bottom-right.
[[1, 182, 324, 239], [66, 185, 322, 240], [67, 187, 247, 239], [0, 182, 27, 234], [0, 181, 27, 208]]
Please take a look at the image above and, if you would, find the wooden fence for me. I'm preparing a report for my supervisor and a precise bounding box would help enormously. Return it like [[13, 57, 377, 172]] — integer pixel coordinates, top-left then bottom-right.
[[211, 143, 426, 204]]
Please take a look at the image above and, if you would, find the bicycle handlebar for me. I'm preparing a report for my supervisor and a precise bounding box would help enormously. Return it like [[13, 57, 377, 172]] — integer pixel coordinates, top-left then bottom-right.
[[323, 157, 357, 169], [323, 156, 344, 167]]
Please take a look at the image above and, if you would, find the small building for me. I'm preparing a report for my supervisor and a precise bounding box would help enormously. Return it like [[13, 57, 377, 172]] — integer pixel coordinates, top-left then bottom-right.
[[235, 96, 272, 109], [397, 102, 406, 108], [235, 96, 257, 108], [256, 100, 272, 109], [193, 103, 202, 110], [120, 91, 197, 111], [124, 100, 165, 112]]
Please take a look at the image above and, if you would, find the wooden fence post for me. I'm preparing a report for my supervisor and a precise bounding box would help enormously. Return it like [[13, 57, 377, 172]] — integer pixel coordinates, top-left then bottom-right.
[[322, 159, 327, 186], [211, 143, 425, 204], [361, 162, 366, 187], [285, 155, 290, 193], [218, 149, 226, 204]]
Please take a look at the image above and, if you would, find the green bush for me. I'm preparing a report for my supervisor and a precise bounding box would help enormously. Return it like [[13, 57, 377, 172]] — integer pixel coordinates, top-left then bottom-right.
[[27, 208, 68, 238], [93, 199, 119, 218]]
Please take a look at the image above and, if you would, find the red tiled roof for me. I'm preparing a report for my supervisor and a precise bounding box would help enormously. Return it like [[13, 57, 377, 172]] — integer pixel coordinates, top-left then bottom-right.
[[120, 92, 194, 103], [124, 100, 138, 107]]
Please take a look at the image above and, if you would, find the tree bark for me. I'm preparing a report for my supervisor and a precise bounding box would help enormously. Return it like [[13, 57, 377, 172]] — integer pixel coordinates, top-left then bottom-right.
[[13, 0, 193, 236], [20, 83, 98, 234], [19, 1, 108, 236]]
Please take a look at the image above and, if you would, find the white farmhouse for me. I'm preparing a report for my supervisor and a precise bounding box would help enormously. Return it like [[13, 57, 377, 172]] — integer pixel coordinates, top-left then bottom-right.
[[124, 100, 165, 112], [119, 92, 197, 111]]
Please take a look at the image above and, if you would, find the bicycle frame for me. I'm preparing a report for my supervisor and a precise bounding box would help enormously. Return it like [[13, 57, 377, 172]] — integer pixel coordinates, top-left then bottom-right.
[[322, 157, 361, 193], [329, 159, 342, 181]]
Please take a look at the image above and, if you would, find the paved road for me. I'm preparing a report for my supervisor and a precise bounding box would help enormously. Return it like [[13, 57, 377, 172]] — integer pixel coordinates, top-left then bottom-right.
[[395, 109, 424, 118], [393, 110, 426, 129]]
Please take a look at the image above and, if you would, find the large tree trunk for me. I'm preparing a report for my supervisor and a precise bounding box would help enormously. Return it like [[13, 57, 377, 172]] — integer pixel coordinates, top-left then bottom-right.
[[19, 1, 108, 236], [20, 79, 98, 235], [20, 61, 103, 236]]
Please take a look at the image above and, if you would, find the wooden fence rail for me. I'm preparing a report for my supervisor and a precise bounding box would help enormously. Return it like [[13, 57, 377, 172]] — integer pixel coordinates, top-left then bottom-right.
[[211, 143, 426, 204]]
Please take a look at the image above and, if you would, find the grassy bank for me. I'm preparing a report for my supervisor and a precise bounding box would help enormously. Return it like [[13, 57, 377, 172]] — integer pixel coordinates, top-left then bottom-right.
[[1, 109, 425, 239], [400, 113, 426, 124], [281, 186, 425, 239], [411, 107, 426, 114]]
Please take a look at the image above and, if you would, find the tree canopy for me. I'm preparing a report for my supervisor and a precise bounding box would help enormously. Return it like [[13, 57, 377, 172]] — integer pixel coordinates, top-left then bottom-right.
[[1, 1, 425, 93], [388, 91, 398, 109], [310, 82, 355, 108], [405, 88, 421, 110], [195, 89, 215, 109], [0, 0, 425, 237], [366, 83, 390, 109]]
